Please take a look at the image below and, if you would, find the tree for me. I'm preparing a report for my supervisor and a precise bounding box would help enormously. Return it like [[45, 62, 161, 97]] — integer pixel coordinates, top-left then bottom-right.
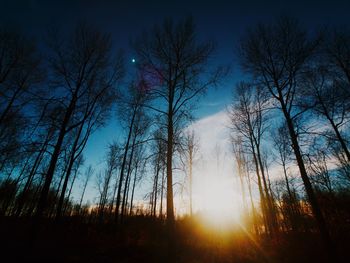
[[239, 17, 335, 257], [229, 82, 277, 235], [0, 28, 43, 176], [133, 17, 224, 231], [231, 136, 248, 215], [35, 24, 123, 218], [302, 66, 350, 162], [179, 130, 199, 216], [272, 123, 302, 231], [129, 141, 147, 216], [97, 143, 120, 222], [114, 82, 148, 223], [325, 28, 350, 87]]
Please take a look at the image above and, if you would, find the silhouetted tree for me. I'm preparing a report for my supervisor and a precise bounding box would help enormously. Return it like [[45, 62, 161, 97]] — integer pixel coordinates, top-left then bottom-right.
[[229, 82, 277, 235], [302, 66, 350, 162], [179, 130, 199, 216], [98, 143, 120, 222], [133, 17, 224, 232], [239, 17, 335, 257], [36, 24, 123, 218], [114, 82, 147, 223]]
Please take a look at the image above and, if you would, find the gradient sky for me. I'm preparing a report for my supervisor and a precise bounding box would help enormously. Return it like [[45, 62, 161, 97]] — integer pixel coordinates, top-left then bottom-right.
[[1, 0, 350, 210]]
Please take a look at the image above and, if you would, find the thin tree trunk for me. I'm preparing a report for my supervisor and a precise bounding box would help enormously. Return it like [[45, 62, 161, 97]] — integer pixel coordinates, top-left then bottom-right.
[[121, 134, 137, 221], [129, 165, 138, 216], [159, 166, 165, 219], [255, 142, 277, 235], [15, 137, 48, 216], [245, 162, 259, 235], [115, 109, 136, 223], [152, 156, 161, 217], [56, 121, 84, 220], [328, 115, 350, 162], [109, 174, 119, 215], [0, 87, 22, 124], [189, 149, 193, 216], [63, 166, 79, 215], [250, 139, 269, 234], [35, 97, 76, 218], [236, 151, 248, 213], [166, 108, 175, 225], [281, 97, 335, 258], [124, 170, 132, 215], [79, 173, 90, 210]]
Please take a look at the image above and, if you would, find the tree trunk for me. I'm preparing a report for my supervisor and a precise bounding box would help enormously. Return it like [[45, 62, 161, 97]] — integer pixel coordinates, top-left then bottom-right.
[[0, 87, 22, 125], [35, 97, 76, 218], [15, 138, 47, 216], [166, 111, 175, 225], [281, 100, 336, 258], [255, 140, 277, 235], [79, 174, 89, 211], [152, 156, 161, 217], [129, 164, 138, 216], [63, 166, 79, 215], [245, 165, 259, 235], [250, 138, 269, 234], [189, 149, 193, 216], [56, 122, 84, 220], [328, 115, 350, 162], [121, 133, 137, 222], [115, 109, 136, 223], [159, 166, 165, 219]]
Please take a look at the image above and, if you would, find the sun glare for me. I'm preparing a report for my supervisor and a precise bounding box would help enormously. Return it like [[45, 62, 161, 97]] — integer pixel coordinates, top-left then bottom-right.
[[194, 174, 243, 229]]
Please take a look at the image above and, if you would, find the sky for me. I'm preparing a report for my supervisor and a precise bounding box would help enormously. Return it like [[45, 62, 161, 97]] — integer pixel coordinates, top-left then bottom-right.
[[1, 0, 350, 214]]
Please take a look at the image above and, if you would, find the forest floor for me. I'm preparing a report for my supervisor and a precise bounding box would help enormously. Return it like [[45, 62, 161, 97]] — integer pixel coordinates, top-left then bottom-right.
[[0, 216, 349, 263]]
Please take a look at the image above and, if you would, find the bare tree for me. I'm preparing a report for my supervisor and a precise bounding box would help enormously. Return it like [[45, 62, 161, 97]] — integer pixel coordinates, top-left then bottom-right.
[[114, 82, 148, 223], [325, 29, 350, 87], [97, 143, 119, 222], [179, 130, 199, 216], [239, 17, 335, 256], [0, 28, 44, 179], [302, 66, 350, 162], [128, 142, 147, 216], [0, 28, 43, 125], [133, 17, 224, 231], [231, 136, 248, 215], [35, 24, 123, 218], [229, 82, 277, 235], [307, 144, 334, 195]]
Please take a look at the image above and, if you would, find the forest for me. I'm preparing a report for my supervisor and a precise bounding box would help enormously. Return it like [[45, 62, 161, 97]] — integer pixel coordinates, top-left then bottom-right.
[[0, 3, 350, 262]]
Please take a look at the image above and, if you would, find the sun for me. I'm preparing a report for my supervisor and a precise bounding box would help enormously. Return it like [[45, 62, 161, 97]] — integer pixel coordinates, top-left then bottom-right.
[[193, 173, 243, 228]]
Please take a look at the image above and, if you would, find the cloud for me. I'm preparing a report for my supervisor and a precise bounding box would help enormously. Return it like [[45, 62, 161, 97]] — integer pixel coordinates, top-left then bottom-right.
[[186, 110, 231, 153]]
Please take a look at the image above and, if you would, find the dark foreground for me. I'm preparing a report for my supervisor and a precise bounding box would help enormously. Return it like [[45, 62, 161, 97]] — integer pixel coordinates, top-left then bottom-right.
[[0, 216, 349, 263]]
